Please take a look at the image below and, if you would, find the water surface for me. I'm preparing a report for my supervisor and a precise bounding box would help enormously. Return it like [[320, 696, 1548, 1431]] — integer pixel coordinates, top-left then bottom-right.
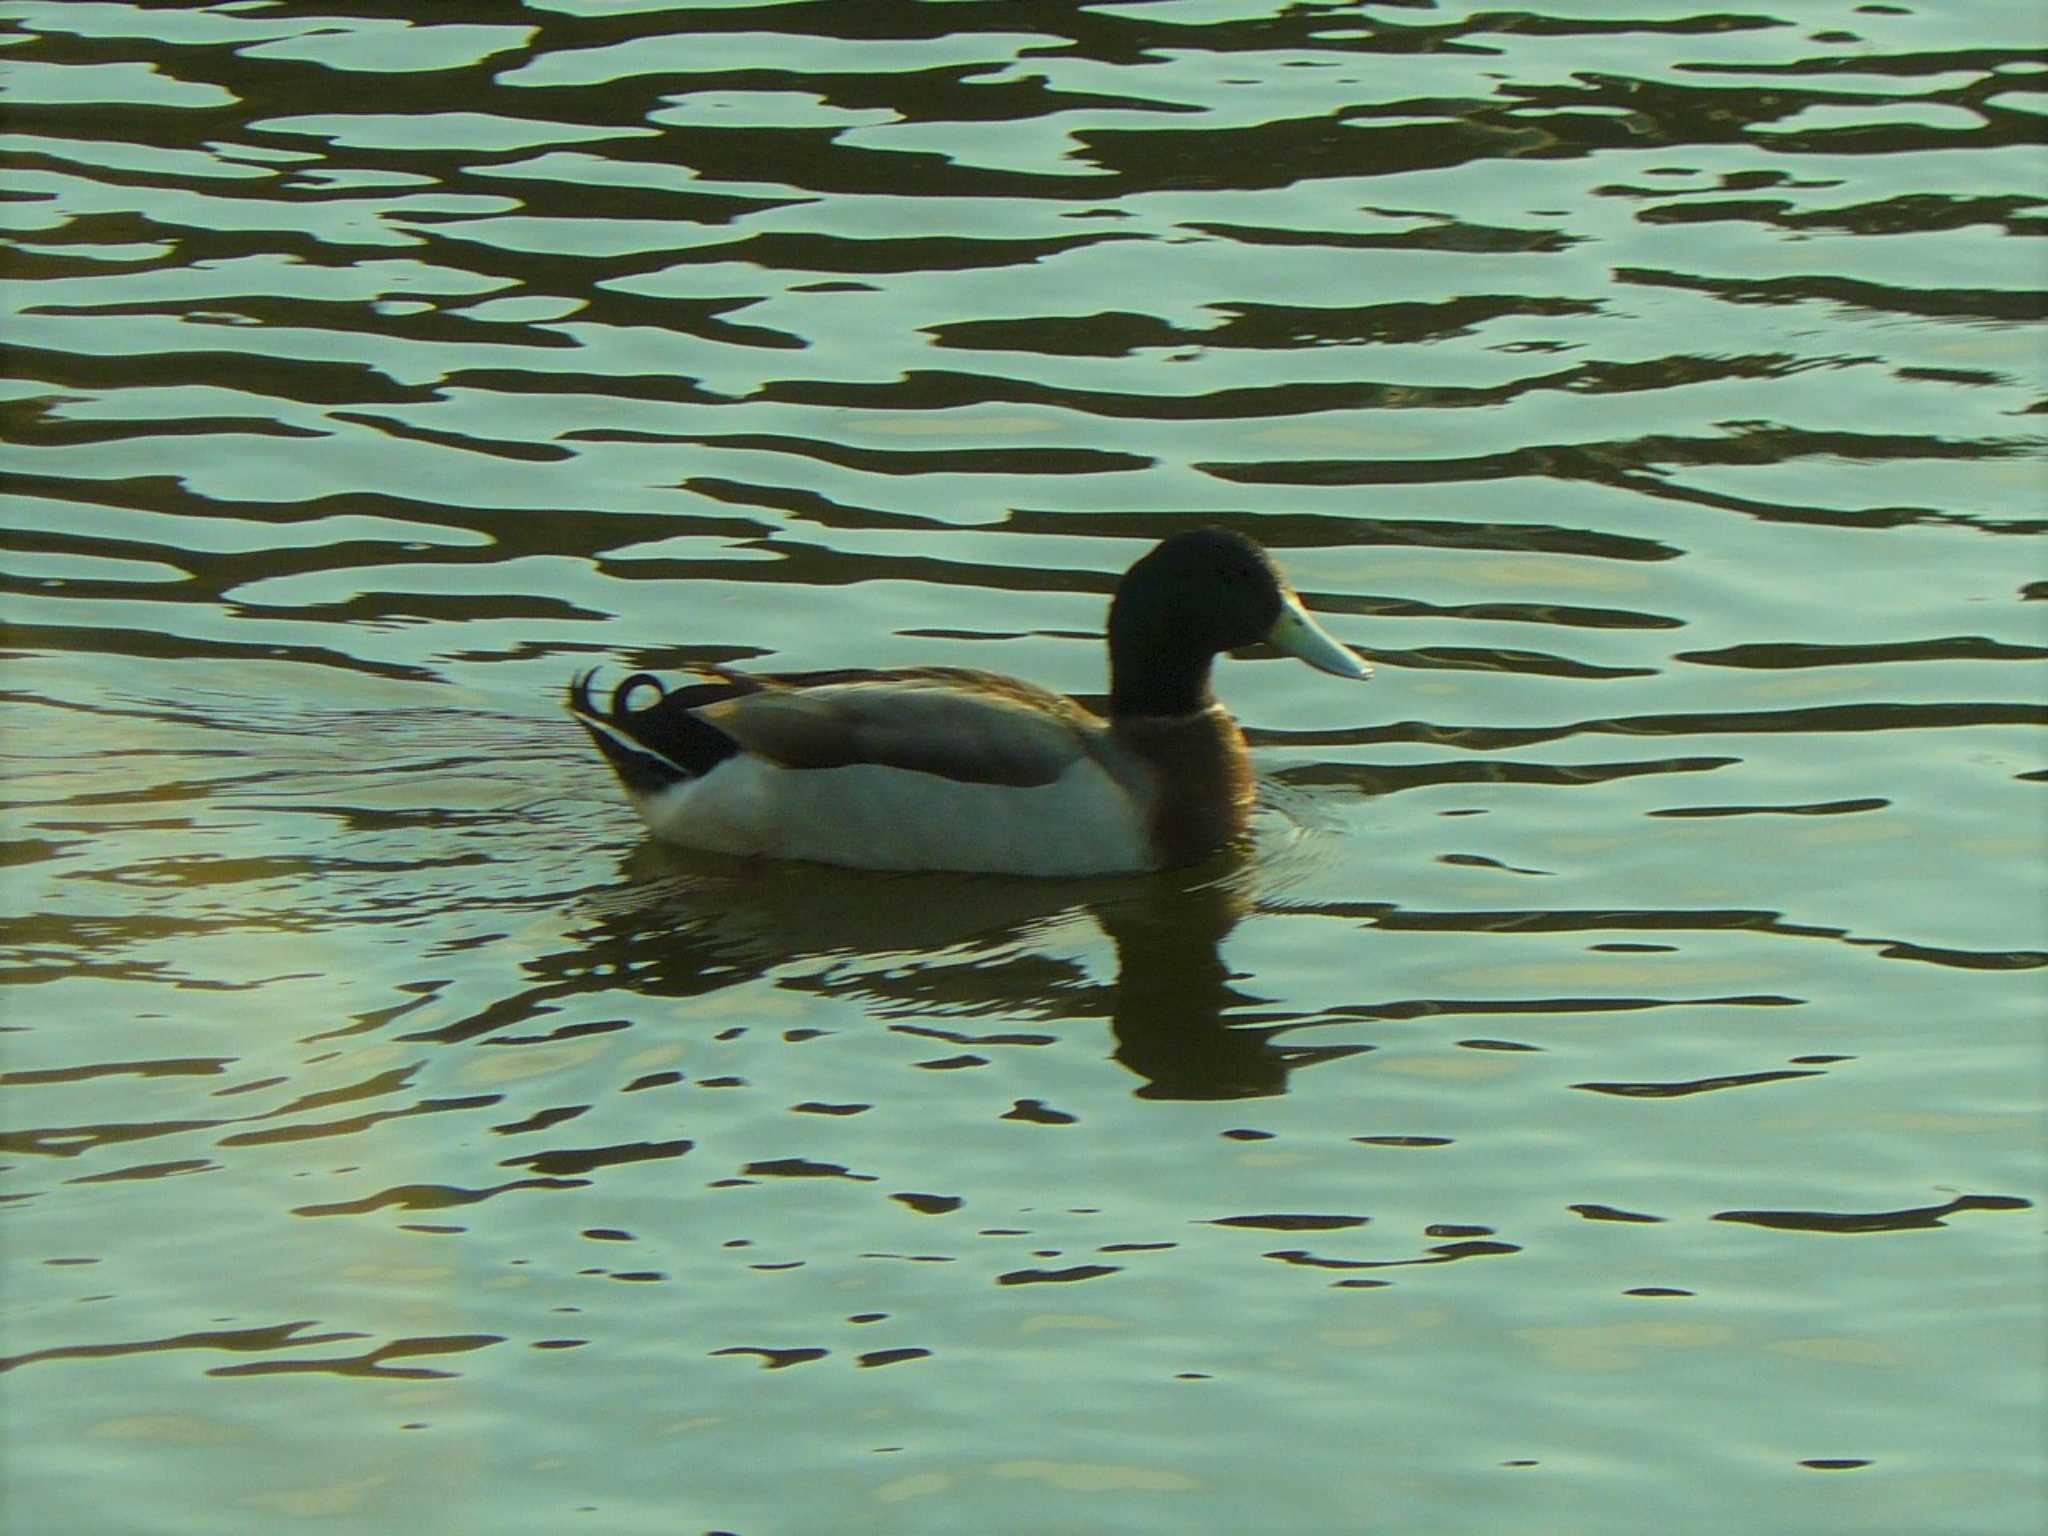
[[2, 2, 2043, 1532]]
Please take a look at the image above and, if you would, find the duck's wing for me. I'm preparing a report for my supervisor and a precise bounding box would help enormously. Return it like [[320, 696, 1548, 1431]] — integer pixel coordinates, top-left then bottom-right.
[[700, 667, 1104, 788]]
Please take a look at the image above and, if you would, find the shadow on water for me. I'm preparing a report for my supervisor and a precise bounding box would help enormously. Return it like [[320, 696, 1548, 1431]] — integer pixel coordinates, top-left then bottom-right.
[[450, 838, 1373, 1101]]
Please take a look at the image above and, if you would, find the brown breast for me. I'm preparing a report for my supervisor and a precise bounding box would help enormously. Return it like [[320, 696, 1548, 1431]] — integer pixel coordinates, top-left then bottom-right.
[[1110, 705, 1256, 869]]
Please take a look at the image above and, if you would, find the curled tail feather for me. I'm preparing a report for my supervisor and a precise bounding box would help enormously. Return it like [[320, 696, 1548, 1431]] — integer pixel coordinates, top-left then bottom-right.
[[566, 669, 743, 795]]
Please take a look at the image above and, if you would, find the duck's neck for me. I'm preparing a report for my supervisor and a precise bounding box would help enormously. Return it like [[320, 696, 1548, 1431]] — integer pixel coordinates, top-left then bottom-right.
[[1108, 615, 1218, 720]]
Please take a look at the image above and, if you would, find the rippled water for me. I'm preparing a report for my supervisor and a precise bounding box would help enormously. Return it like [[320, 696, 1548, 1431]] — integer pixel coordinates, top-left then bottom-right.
[[3, 2, 2043, 1531]]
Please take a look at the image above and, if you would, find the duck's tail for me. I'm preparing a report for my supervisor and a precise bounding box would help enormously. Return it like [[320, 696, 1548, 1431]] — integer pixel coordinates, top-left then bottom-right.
[[566, 670, 744, 796]]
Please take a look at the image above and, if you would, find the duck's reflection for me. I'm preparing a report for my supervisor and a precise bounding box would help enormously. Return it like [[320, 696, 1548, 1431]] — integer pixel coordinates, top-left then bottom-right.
[[535, 841, 1367, 1100], [1092, 873, 1367, 1098]]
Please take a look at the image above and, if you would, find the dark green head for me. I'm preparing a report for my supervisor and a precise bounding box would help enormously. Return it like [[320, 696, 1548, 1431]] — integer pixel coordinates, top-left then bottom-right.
[[1107, 528, 1370, 718]]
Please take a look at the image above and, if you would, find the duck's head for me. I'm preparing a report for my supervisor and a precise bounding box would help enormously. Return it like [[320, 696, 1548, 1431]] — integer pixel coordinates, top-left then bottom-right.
[[1107, 528, 1371, 718]]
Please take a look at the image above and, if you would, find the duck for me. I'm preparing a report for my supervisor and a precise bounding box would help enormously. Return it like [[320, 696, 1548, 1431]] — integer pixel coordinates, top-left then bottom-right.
[[567, 527, 1371, 876]]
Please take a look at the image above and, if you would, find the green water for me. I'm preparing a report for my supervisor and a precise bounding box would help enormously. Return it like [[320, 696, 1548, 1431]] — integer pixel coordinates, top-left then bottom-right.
[[2, 2, 2043, 1532]]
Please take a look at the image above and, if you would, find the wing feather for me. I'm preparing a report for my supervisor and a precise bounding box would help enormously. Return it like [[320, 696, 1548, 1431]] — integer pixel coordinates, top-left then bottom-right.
[[699, 669, 1100, 788]]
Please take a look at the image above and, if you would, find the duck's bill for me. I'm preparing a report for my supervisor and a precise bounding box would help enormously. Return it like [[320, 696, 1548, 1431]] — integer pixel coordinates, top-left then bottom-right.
[[1266, 591, 1373, 680]]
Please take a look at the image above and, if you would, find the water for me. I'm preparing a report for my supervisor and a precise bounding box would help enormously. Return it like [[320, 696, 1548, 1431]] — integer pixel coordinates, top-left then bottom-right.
[[2, 2, 2043, 1531]]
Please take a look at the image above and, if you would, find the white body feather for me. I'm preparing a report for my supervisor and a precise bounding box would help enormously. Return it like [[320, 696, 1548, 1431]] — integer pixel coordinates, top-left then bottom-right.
[[629, 753, 1153, 876]]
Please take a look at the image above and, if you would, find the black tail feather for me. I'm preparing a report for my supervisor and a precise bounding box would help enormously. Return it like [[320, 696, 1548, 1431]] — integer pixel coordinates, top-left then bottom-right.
[[567, 668, 744, 795]]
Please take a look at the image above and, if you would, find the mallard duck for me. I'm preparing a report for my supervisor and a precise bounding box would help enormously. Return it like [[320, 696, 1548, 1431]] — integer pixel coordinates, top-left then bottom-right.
[[567, 528, 1370, 875]]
